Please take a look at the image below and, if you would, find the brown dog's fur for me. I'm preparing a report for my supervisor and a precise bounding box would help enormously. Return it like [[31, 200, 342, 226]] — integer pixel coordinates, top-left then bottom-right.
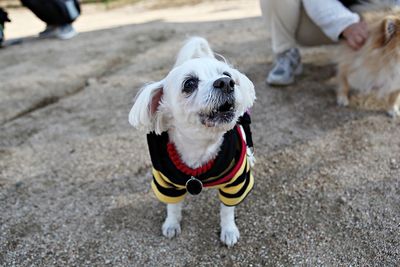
[[336, 7, 400, 117]]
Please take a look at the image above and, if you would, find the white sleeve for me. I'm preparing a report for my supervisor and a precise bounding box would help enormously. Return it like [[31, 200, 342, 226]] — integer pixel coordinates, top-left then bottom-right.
[[302, 0, 360, 41]]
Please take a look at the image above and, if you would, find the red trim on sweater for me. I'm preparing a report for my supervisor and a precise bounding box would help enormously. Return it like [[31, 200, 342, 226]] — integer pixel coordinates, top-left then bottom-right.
[[167, 142, 215, 177], [166, 126, 246, 186]]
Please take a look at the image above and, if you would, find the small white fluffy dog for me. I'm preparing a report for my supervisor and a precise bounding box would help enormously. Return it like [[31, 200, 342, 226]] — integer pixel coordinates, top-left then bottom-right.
[[129, 37, 256, 247]]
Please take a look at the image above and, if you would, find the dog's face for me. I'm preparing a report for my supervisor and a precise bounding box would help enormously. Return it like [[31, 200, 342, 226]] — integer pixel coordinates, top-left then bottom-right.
[[164, 58, 254, 129], [130, 57, 255, 135]]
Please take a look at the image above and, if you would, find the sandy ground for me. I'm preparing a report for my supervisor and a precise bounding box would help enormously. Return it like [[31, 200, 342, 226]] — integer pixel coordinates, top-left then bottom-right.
[[0, 0, 399, 266]]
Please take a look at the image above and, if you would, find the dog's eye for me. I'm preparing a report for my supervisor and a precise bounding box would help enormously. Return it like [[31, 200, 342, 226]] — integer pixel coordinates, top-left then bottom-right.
[[183, 77, 199, 94], [222, 72, 232, 78]]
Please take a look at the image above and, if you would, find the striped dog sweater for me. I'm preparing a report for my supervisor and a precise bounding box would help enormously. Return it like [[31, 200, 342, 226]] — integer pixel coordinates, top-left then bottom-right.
[[147, 124, 254, 206]]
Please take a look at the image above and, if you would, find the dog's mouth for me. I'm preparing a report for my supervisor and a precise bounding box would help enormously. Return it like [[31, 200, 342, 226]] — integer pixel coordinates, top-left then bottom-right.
[[199, 100, 236, 127]]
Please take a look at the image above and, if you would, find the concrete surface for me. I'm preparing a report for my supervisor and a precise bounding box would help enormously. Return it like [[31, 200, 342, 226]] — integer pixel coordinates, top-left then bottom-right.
[[0, 0, 399, 266]]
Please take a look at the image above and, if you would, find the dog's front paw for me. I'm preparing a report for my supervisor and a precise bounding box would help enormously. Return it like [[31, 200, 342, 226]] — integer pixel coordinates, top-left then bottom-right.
[[220, 225, 240, 247], [337, 95, 350, 107], [387, 107, 400, 118], [162, 220, 181, 238]]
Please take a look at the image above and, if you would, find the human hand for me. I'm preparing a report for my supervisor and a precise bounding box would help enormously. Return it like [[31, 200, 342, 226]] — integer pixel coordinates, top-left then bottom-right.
[[342, 21, 368, 50]]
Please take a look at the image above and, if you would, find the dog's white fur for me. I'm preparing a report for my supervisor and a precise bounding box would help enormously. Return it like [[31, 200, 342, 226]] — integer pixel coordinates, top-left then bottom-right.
[[129, 37, 256, 247]]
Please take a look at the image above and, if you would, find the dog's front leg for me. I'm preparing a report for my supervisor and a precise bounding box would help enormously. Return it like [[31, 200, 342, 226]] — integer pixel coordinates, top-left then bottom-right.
[[220, 203, 240, 247], [336, 69, 350, 107], [387, 90, 400, 117], [162, 202, 183, 238]]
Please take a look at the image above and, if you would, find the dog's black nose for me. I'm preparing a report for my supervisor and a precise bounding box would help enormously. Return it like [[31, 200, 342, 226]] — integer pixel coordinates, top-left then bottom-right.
[[213, 77, 235, 93]]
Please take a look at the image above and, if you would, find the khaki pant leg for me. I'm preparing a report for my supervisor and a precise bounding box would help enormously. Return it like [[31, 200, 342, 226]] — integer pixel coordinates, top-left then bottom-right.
[[260, 0, 335, 54], [259, 0, 301, 54], [296, 6, 335, 46]]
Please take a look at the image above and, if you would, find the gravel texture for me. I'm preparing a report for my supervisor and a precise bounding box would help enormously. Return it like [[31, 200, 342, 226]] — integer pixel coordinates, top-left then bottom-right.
[[0, 1, 399, 266]]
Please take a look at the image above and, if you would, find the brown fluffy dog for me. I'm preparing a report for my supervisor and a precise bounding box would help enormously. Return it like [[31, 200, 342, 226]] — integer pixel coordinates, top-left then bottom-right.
[[336, 5, 400, 117]]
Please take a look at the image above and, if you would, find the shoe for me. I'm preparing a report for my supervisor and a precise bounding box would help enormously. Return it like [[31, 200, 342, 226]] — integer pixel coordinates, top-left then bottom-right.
[[55, 24, 78, 40], [39, 24, 78, 40], [266, 48, 303, 86], [39, 25, 57, 38]]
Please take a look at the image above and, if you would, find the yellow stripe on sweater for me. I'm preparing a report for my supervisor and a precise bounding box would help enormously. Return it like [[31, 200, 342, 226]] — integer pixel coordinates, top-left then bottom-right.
[[218, 173, 254, 206], [151, 180, 186, 204], [153, 168, 185, 189]]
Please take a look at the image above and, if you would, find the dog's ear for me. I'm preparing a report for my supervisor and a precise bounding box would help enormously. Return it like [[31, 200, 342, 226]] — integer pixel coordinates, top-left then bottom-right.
[[174, 37, 215, 67], [383, 16, 400, 44], [129, 80, 168, 134], [232, 70, 256, 110]]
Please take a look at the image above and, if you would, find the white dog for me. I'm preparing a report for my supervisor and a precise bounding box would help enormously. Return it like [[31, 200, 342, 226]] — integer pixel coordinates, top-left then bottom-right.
[[129, 37, 256, 247]]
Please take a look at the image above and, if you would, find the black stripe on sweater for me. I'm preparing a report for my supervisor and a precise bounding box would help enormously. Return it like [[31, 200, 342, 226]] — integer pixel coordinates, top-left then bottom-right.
[[219, 172, 251, 199], [153, 176, 186, 197]]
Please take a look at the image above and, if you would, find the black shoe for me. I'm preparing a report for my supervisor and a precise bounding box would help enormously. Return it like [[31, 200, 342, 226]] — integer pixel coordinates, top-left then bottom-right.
[[0, 8, 11, 46]]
